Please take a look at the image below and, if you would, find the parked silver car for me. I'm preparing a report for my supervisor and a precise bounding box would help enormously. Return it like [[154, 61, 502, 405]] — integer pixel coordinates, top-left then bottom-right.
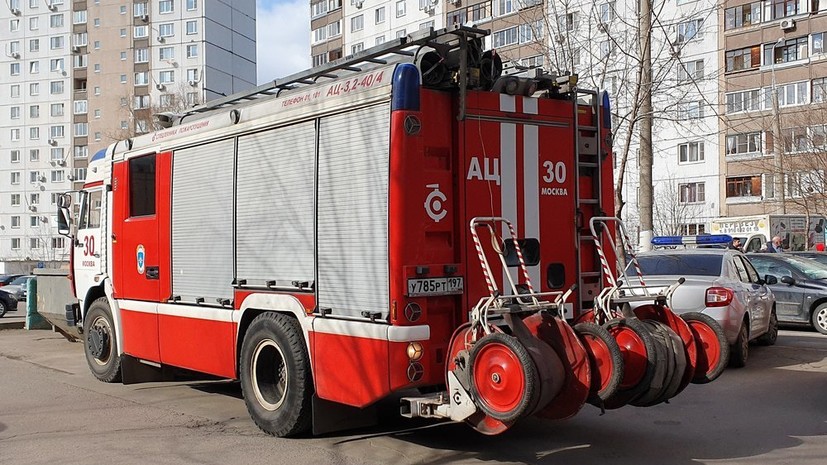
[[628, 248, 777, 367], [0, 275, 34, 302], [747, 253, 827, 335]]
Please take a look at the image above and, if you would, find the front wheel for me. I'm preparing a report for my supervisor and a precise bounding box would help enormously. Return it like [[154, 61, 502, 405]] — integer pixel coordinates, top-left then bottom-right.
[[84, 297, 122, 383], [0, 300, 7, 318], [240, 312, 313, 437], [812, 304, 827, 335]]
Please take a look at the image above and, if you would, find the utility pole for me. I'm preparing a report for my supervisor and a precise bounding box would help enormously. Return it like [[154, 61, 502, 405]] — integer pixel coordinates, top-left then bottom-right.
[[638, 0, 654, 250]]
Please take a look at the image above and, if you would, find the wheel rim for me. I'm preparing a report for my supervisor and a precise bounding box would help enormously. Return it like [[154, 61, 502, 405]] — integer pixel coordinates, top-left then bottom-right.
[[88, 315, 113, 366], [580, 333, 615, 393], [608, 325, 647, 390], [816, 308, 827, 331], [687, 320, 722, 377], [251, 338, 289, 411], [472, 341, 526, 415]]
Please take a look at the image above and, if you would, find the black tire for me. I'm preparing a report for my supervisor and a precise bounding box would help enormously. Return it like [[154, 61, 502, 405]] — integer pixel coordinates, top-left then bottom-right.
[[757, 308, 778, 346], [630, 321, 671, 407], [811, 303, 827, 335], [573, 322, 624, 404], [602, 318, 658, 409], [469, 332, 539, 422], [0, 300, 7, 318], [83, 297, 122, 383], [240, 312, 313, 437], [729, 321, 749, 368], [682, 312, 729, 383]]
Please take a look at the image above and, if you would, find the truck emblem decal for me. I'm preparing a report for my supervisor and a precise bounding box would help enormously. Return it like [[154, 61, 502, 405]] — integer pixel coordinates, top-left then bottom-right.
[[136, 245, 146, 275], [425, 184, 447, 223]]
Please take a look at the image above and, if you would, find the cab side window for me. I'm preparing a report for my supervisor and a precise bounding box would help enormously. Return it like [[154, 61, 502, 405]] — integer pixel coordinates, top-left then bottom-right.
[[742, 258, 761, 283], [79, 190, 102, 230], [731, 256, 750, 283]]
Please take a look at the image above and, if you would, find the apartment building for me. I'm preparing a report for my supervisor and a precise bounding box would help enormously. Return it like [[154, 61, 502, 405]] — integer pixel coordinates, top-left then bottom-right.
[[310, 0, 723, 241], [0, 0, 256, 272], [721, 0, 827, 217]]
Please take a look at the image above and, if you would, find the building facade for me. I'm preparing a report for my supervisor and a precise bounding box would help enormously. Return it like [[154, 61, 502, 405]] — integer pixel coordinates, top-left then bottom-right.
[[0, 0, 256, 273], [721, 0, 827, 218]]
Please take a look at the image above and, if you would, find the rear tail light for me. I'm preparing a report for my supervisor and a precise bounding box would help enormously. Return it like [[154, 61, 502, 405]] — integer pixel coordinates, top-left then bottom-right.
[[705, 287, 733, 307]]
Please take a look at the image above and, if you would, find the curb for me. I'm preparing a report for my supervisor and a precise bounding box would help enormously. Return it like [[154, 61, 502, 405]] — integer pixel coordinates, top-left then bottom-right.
[[0, 320, 26, 330]]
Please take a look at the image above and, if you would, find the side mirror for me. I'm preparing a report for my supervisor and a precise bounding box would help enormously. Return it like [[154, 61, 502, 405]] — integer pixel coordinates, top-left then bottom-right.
[[764, 275, 778, 285], [57, 208, 71, 237], [56, 192, 72, 209], [780, 275, 795, 285]]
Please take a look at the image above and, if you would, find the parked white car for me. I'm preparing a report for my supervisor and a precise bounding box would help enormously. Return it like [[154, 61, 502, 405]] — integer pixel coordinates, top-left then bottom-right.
[[628, 248, 777, 367]]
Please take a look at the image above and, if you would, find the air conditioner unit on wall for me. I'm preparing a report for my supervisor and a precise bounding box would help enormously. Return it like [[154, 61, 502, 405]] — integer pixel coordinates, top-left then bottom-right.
[[780, 18, 795, 31], [355, 0, 363, 8], [11, 52, 20, 59], [450, 0, 461, 5], [140, 14, 149, 22], [424, 4, 435, 13], [188, 80, 198, 86]]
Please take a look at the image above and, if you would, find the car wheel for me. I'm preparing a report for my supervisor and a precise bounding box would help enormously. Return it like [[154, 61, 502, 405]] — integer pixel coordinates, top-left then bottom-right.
[[756, 309, 778, 346], [811, 303, 827, 335], [729, 321, 749, 368], [0, 299, 6, 318], [84, 297, 122, 383], [240, 312, 312, 437]]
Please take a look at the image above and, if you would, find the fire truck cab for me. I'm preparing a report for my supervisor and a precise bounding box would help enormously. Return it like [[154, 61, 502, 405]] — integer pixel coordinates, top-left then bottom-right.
[[57, 26, 726, 437]]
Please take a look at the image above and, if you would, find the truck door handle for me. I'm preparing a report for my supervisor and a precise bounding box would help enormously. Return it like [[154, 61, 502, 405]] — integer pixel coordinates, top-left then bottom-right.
[[146, 266, 160, 280]]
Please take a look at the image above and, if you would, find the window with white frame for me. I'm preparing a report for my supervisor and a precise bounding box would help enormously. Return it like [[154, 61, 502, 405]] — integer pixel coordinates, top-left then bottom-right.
[[134, 25, 148, 38], [50, 81, 64, 94], [134, 71, 148, 85], [74, 145, 87, 159], [726, 175, 762, 199], [764, 81, 808, 108], [11, 172, 20, 185], [726, 89, 761, 113], [29, 127, 39, 140], [186, 44, 198, 58], [51, 170, 64, 183], [351, 42, 364, 54], [29, 17, 37, 30], [599, 2, 616, 23], [50, 58, 64, 72], [50, 125, 64, 138], [312, 1, 328, 18], [73, 10, 87, 24], [10, 19, 20, 32], [53, 237, 65, 248], [677, 100, 704, 120], [30, 149, 39, 161], [50, 36, 64, 49], [678, 141, 704, 163], [134, 2, 147, 16], [51, 147, 63, 161], [74, 54, 87, 68], [186, 0, 197, 10], [676, 19, 703, 44], [30, 216, 39, 227], [396, 0, 406, 17], [677, 59, 704, 83], [726, 132, 761, 155], [10, 129, 20, 141], [11, 150, 21, 163], [786, 170, 824, 197], [496, 0, 515, 16], [11, 194, 20, 207], [29, 171, 40, 183], [328, 20, 341, 37], [186, 68, 198, 81], [74, 123, 88, 137], [312, 53, 327, 67], [159, 70, 174, 83], [29, 61, 39, 74], [30, 105, 39, 118], [159, 46, 174, 60], [375, 6, 385, 24], [375, 35, 385, 45], [814, 32, 825, 55], [600, 40, 614, 58], [764, 36, 808, 65], [10, 107, 20, 120], [10, 63, 20, 76], [73, 168, 87, 182], [158, 23, 174, 37], [313, 26, 327, 43], [135, 48, 148, 63], [51, 103, 63, 116], [351, 14, 364, 32], [396, 29, 407, 38], [159, 0, 173, 14], [186, 20, 197, 34], [134, 95, 150, 109], [74, 100, 87, 114], [30, 39, 39, 51], [29, 82, 39, 95], [30, 193, 40, 205], [50, 14, 64, 28], [10, 216, 20, 229], [557, 12, 576, 31]]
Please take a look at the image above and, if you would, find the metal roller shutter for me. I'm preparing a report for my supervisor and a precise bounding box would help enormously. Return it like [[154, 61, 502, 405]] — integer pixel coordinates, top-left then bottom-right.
[[317, 104, 390, 319], [236, 121, 316, 287], [171, 139, 235, 303]]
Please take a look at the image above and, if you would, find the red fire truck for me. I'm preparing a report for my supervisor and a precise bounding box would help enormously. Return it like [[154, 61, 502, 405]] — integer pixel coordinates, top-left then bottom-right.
[[57, 27, 727, 437]]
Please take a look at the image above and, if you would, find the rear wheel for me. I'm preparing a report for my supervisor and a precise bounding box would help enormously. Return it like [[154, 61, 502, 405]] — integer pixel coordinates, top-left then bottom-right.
[[0, 300, 7, 318], [84, 297, 122, 383], [756, 309, 778, 346], [728, 321, 749, 368], [812, 304, 827, 335], [240, 312, 312, 437]]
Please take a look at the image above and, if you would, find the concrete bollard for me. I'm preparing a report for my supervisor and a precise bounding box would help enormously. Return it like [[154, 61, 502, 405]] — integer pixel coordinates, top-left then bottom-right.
[[25, 277, 50, 330]]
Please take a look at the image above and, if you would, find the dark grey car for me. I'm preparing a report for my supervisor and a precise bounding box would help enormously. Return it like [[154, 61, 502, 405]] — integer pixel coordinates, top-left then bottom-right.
[[747, 254, 827, 335]]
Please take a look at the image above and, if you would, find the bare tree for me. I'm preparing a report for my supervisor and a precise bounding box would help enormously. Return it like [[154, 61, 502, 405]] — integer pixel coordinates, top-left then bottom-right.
[[105, 83, 202, 142]]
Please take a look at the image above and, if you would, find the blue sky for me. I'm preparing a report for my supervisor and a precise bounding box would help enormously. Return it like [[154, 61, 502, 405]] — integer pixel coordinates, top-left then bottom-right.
[[256, 0, 311, 84]]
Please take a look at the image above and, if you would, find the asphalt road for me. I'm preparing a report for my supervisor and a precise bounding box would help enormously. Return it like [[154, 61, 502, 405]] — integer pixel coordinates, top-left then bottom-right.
[[1, 327, 825, 465]]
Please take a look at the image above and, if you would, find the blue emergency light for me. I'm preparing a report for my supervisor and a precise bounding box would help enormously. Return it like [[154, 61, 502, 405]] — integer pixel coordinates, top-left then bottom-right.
[[651, 234, 733, 246]]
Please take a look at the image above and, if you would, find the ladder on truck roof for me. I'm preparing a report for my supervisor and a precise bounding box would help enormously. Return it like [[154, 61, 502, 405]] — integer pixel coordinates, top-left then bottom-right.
[[177, 25, 490, 122], [573, 89, 608, 314]]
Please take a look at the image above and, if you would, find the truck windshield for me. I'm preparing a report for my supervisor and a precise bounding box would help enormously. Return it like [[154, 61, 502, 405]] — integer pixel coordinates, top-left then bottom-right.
[[631, 254, 722, 277]]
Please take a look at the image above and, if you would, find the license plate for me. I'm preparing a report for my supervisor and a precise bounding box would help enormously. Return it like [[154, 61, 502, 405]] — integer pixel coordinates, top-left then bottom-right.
[[407, 277, 464, 297]]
